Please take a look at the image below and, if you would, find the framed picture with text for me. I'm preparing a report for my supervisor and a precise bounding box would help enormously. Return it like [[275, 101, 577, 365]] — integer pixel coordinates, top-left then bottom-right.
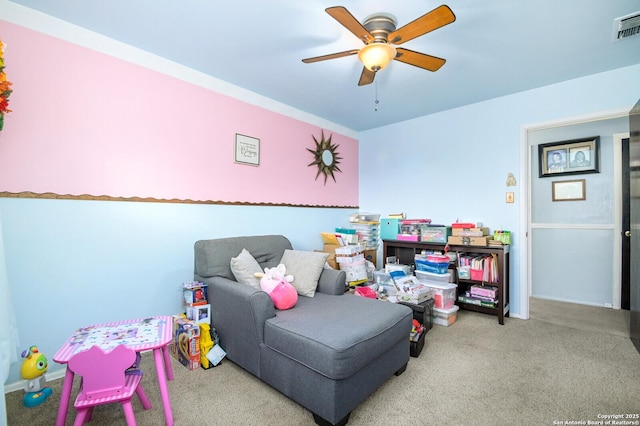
[[235, 133, 260, 166], [552, 179, 586, 202]]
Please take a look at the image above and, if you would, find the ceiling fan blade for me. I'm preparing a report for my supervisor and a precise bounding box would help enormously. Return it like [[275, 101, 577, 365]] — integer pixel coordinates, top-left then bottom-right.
[[326, 6, 374, 44], [388, 5, 456, 45], [394, 48, 446, 71], [302, 50, 359, 63], [358, 67, 376, 86]]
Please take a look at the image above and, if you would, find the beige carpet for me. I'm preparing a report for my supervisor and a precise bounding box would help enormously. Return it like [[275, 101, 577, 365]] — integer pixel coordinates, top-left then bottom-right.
[[530, 297, 630, 337], [6, 299, 639, 425]]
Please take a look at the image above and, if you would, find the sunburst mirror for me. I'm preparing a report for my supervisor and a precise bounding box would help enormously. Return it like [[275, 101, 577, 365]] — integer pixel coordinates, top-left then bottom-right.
[[307, 130, 342, 185]]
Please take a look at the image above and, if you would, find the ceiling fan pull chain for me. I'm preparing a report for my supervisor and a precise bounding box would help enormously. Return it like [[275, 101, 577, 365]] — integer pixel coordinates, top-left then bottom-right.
[[374, 81, 380, 112]]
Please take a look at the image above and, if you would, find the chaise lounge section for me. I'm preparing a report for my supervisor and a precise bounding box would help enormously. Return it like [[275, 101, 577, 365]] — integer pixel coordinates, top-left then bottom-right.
[[194, 235, 413, 425]]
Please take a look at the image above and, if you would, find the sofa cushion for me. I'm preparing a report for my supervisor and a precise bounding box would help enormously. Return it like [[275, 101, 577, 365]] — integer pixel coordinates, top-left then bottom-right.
[[194, 235, 292, 280], [230, 248, 262, 288], [280, 249, 329, 297], [264, 293, 412, 380]]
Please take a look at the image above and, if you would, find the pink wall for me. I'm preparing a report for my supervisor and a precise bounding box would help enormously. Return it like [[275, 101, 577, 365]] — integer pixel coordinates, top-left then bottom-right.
[[0, 22, 358, 207]]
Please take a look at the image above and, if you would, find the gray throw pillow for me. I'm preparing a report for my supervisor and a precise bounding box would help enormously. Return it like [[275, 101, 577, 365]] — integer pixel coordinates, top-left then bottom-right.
[[280, 249, 329, 297], [230, 248, 262, 289]]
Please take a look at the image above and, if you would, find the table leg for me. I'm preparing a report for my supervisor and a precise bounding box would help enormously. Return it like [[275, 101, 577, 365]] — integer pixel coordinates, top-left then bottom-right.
[[153, 347, 174, 426], [162, 345, 174, 381], [55, 367, 74, 426]]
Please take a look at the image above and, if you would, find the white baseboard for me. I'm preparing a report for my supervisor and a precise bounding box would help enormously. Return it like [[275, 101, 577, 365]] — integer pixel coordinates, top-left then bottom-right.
[[4, 369, 65, 394]]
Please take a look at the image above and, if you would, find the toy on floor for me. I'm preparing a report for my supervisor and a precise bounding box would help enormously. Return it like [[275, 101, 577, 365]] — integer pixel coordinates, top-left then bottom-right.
[[20, 345, 53, 408], [255, 264, 298, 310], [199, 323, 214, 369]]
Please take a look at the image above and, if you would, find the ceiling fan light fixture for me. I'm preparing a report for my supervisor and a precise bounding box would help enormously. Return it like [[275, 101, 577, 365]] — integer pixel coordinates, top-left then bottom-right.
[[358, 43, 396, 72]]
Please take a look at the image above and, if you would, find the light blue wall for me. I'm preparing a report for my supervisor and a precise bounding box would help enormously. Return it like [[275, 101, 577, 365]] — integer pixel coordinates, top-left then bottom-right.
[[1, 198, 351, 384], [529, 116, 627, 306], [359, 64, 640, 318]]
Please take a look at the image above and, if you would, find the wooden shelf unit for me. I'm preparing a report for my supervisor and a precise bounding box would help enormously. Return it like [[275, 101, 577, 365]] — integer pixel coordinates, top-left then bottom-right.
[[382, 239, 510, 325]]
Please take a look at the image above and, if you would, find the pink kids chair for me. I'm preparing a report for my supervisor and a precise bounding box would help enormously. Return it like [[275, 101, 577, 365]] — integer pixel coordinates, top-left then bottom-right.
[[67, 344, 152, 426]]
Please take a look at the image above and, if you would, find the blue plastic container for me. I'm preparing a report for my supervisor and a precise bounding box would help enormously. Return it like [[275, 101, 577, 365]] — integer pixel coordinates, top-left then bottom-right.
[[414, 259, 449, 274]]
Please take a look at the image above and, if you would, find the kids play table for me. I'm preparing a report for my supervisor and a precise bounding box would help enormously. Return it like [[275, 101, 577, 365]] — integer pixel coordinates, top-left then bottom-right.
[[53, 315, 175, 426]]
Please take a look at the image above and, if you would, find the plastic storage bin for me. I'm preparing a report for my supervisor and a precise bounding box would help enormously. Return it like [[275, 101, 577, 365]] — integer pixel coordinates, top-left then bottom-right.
[[457, 266, 471, 280], [409, 330, 425, 357], [420, 226, 452, 243], [432, 305, 459, 327], [414, 259, 449, 274], [415, 270, 451, 283], [374, 270, 396, 295], [400, 298, 434, 332], [423, 282, 457, 309]]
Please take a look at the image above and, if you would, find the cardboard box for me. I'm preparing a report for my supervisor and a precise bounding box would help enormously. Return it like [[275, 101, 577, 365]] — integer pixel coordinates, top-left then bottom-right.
[[321, 244, 340, 269], [364, 249, 377, 267], [172, 315, 200, 370], [323, 244, 376, 269], [451, 227, 490, 236], [448, 235, 494, 247]]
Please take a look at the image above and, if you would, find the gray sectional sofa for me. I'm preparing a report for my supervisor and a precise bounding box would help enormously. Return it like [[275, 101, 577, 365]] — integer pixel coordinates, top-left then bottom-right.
[[193, 235, 413, 425]]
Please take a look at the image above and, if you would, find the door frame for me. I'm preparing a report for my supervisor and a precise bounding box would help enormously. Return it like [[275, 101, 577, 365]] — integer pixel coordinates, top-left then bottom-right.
[[614, 132, 630, 309], [520, 107, 631, 319]]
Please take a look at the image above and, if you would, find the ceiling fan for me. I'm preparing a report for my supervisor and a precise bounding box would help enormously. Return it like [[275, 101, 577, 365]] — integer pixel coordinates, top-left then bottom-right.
[[302, 5, 456, 86]]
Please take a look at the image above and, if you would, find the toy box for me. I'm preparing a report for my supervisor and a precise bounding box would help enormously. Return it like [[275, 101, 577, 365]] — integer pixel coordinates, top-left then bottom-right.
[[186, 304, 211, 325], [171, 315, 200, 370], [182, 282, 208, 307]]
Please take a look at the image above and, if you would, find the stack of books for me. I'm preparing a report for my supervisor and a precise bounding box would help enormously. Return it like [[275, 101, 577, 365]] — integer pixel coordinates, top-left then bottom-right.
[[458, 284, 499, 308]]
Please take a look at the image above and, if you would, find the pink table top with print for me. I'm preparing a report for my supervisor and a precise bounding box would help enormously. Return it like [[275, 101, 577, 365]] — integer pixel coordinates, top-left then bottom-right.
[[54, 315, 175, 425], [53, 316, 173, 363]]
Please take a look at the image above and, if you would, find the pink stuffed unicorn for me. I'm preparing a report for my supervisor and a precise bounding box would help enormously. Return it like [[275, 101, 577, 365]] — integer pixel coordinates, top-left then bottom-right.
[[255, 264, 298, 310]]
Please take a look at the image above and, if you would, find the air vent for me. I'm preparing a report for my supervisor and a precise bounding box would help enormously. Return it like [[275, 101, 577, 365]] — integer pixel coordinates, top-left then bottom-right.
[[612, 11, 640, 42]]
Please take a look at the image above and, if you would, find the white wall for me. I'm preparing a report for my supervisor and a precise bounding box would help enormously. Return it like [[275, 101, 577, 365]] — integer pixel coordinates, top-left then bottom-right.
[[359, 64, 640, 318]]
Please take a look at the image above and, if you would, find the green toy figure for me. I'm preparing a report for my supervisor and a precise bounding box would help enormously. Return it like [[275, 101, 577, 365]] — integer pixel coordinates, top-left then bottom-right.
[[20, 345, 53, 407]]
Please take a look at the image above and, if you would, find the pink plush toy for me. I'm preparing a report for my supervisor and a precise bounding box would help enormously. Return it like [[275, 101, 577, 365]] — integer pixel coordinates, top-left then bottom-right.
[[255, 264, 298, 310]]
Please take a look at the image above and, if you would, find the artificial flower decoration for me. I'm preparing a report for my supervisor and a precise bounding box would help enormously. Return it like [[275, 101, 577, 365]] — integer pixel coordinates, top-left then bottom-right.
[[0, 39, 13, 131]]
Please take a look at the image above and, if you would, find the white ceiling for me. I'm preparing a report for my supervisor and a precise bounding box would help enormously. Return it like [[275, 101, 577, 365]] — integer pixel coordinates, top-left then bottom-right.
[[8, 0, 640, 132]]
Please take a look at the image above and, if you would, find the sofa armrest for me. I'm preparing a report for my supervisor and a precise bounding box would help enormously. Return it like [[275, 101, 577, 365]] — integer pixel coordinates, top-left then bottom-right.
[[316, 268, 347, 295], [204, 275, 275, 377]]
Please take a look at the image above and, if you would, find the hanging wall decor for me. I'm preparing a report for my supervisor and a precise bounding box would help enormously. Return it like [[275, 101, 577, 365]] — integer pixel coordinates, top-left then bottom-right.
[[234, 133, 260, 166], [538, 136, 600, 177], [307, 130, 342, 185], [0, 39, 13, 131]]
